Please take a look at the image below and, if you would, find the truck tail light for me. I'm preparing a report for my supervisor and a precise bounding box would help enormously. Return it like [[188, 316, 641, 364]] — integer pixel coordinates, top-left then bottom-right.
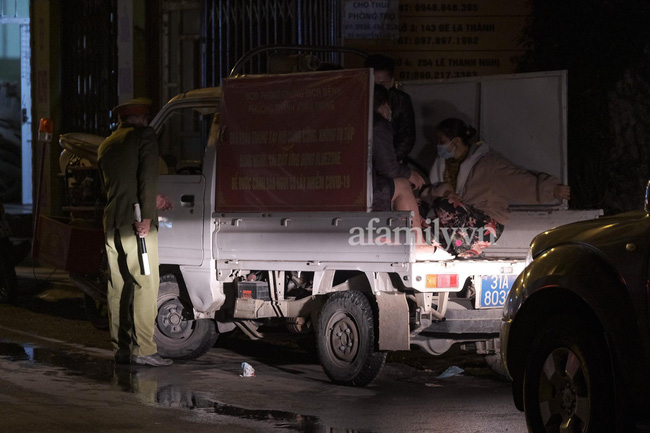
[[425, 274, 459, 289]]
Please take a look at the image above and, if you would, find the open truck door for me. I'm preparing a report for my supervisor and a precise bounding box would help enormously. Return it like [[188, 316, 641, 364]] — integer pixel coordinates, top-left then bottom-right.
[[153, 96, 220, 266]]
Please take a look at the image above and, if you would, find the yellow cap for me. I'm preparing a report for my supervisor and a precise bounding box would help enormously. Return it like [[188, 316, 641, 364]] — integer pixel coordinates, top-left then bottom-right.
[[113, 97, 152, 116]]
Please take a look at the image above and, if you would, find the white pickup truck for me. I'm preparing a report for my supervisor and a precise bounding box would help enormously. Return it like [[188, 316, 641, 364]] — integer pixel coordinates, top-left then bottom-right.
[[59, 67, 600, 386]]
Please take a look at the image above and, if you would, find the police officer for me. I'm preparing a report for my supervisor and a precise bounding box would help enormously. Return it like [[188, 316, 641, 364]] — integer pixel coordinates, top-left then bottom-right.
[[98, 97, 171, 366]]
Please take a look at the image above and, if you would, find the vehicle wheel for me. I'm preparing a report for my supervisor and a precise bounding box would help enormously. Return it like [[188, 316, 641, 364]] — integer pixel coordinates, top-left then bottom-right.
[[317, 291, 386, 386], [523, 315, 613, 433], [83, 294, 109, 330], [154, 275, 218, 359]]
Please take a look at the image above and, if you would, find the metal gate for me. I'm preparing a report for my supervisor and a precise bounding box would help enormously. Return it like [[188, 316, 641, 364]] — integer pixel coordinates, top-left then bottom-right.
[[59, 0, 342, 133], [201, 0, 342, 87], [60, 0, 118, 136]]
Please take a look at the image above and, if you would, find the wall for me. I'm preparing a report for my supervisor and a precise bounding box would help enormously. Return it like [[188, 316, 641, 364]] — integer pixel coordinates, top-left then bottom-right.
[[342, 0, 532, 78]]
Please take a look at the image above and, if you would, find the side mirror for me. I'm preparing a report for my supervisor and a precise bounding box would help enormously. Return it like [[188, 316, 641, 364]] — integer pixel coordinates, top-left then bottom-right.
[[645, 180, 650, 213]]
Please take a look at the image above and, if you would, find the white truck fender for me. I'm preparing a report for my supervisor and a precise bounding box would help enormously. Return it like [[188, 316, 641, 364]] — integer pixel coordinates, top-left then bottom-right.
[[180, 260, 226, 319]]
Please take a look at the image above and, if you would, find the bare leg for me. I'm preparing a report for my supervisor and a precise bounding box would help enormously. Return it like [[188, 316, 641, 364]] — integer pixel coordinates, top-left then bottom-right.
[[392, 178, 423, 228], [392, 178, 438, 255]]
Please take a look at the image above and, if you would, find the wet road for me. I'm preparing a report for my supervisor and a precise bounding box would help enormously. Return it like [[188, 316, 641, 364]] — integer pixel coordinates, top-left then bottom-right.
[[0, 267, 528, 433]]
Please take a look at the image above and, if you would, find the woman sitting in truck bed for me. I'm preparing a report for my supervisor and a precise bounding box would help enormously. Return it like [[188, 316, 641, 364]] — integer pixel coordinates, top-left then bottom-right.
[[372, 84, 439, 258], [420, 118, 571, 258]]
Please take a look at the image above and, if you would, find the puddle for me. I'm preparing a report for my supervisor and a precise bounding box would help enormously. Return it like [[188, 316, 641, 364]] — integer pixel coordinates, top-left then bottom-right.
[[152, 383, 321, 431], [0, 340, 346, 432]]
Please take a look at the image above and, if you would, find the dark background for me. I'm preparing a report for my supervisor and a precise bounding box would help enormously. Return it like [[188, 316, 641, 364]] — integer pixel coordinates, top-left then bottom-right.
[[518, 0, 650, 213]]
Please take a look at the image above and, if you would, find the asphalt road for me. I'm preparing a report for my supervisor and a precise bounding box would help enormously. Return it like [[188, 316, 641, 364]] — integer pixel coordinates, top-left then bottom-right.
[[0, 267, 528, 433]]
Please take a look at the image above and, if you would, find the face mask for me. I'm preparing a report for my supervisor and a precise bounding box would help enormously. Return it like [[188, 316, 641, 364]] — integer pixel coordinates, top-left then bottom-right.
[[437, 140, 455, 159]]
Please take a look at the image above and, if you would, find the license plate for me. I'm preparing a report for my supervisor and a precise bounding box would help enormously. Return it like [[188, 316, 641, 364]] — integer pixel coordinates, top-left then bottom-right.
[[478, 274, 518, 308]]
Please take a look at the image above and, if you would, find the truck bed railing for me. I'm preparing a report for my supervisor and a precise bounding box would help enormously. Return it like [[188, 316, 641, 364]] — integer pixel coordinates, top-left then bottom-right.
[[228, 44, 368, 77]]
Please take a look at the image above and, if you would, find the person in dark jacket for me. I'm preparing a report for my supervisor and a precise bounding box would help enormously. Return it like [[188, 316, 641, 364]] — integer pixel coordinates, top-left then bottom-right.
[[98, 97, 171, 367], [372, 85, 425, 212], [372, 85, 436, 258], [365, 54, 416, 163]]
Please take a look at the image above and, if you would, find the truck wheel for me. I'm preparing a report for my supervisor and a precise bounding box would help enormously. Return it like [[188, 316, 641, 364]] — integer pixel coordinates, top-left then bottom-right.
[[523, 315, 613, 433], [154, 276, 218, 359], [317, 291, 386, 386]]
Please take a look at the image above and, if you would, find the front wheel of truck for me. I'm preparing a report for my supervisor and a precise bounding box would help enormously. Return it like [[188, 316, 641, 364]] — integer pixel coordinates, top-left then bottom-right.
[[317, 291, 386, 386], [154, 275, 218, 359]]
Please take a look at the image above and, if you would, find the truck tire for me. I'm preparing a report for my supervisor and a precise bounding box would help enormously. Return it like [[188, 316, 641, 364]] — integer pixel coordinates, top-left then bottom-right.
[[154, 276, 218, 359], [523, 315, 614, 433], [317, 291, 386, 386]]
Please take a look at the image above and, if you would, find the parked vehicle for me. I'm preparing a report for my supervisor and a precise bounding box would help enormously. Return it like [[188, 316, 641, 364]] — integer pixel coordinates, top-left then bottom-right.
[[501, 185, 650, 432], [37, 49, 601, 386]]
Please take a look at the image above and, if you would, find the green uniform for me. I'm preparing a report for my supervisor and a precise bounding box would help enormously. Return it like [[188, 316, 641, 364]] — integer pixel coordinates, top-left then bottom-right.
[[98, 125, 159, 357]]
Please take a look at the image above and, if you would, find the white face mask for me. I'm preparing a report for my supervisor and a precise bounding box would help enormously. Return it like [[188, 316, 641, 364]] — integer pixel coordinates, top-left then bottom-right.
[[437, 139, 455, 159]]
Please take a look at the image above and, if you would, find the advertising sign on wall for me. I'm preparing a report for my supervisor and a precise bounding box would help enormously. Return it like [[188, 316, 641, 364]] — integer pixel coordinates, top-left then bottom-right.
[[343, 0, 532, 78]]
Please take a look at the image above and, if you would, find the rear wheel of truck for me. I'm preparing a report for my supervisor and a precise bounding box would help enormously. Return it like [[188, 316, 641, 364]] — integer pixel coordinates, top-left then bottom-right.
[[317, 291, 386, 386], [154, 275, 218, 359]]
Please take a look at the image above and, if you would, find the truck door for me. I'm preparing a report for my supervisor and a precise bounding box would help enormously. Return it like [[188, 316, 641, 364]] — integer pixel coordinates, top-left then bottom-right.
[[154, 103, 215, 265]]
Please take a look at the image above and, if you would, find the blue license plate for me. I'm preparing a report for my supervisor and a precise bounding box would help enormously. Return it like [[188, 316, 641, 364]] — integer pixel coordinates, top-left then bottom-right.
[[478, 274, 518, 308]]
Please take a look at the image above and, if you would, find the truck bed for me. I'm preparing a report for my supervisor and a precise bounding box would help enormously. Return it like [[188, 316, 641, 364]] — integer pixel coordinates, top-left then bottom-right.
[[484, 208, 604, 259], [213, 211, 414, 270]]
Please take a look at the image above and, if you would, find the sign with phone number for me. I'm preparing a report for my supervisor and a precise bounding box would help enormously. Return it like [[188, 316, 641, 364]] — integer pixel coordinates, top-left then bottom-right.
[[343, 0, 532, 77]]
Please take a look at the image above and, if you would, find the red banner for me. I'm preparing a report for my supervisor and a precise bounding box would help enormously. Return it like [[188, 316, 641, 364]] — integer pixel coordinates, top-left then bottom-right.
[[216, 69, 372, 212]]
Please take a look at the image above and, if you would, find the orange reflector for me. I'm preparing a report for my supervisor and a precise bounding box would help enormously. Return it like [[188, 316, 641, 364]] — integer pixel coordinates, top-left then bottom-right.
[[425, 274, 459, 289], [38, 118, 54, 142], [38, 118, 54, 134]]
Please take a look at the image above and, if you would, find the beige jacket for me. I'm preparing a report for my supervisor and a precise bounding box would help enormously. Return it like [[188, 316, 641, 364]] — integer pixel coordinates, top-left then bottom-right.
[[427, 143, 560, 224]]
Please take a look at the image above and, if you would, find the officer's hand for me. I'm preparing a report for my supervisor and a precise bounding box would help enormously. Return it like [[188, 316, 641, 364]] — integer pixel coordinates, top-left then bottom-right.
[[156, 194, 173, 211], [135, 219, 152, 237]]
